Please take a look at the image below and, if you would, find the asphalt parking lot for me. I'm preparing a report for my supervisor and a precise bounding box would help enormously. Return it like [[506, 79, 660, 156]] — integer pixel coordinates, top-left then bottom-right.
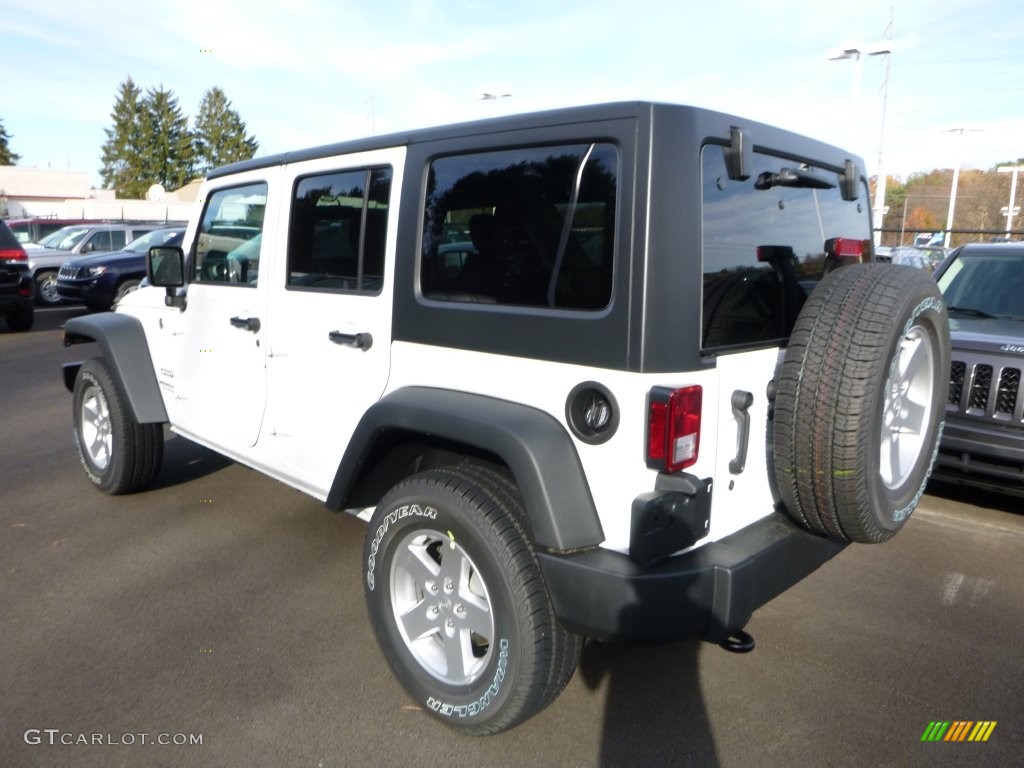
[[2, 307, 1022, 768]]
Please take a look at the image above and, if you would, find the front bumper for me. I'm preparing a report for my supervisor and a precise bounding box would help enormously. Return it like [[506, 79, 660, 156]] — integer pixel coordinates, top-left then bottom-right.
[[933, 415, 1024, 489], [538, 513, 846, 643]]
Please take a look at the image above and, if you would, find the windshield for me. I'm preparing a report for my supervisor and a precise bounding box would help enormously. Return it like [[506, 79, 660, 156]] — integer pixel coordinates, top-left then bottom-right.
[[38, 227, 90, 250], [124, 229, 184, 253], [938, 251, 1024, 320]]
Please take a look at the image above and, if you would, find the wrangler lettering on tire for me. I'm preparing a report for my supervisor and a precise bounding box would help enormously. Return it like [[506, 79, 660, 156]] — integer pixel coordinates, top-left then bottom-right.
[[773, 264, 949, 542]]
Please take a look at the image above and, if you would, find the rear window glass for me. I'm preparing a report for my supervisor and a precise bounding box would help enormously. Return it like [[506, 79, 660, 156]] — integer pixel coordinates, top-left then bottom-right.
[[421, 142, 617, 310], [701, 145, 871, 351]]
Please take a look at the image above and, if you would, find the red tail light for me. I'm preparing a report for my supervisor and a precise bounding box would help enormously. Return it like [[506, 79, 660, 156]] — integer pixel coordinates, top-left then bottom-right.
[[646, 386, 702, 473], [0, 247, 28, 262], [824, 237, 866, 260]]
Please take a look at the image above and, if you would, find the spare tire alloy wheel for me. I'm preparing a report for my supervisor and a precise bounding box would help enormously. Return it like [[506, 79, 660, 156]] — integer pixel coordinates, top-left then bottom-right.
[[773, 264, 950, 543], [72, 358, 164, 494], [363, 467, 579, 735]]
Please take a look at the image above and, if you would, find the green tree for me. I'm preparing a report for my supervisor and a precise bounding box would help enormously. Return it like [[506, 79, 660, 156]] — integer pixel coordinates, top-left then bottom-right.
[[140, 85, 196, 192], [99, 78, 148, 197], [194, 87, 259, 174], [1, 118, 22, 165]]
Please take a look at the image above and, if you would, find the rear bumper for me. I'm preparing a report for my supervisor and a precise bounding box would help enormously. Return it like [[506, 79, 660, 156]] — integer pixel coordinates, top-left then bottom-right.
[[0, 275, 34, 313], [538, 513, 846, 643]]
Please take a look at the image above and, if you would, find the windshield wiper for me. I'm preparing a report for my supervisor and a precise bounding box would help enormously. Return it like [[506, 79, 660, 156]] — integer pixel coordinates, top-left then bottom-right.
[[947, 305, 995, 318], [754, 167, 835, 191]]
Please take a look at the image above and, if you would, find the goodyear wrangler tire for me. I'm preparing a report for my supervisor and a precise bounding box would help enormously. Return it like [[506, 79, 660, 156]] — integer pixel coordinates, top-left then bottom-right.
[[363, 467, 580, 735], [72, 358, 163, 494], [773, 263, 949, 542]]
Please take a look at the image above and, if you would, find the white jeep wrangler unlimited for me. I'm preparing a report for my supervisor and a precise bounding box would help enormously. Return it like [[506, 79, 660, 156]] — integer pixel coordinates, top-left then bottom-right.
[[63, 101, 949, 734]]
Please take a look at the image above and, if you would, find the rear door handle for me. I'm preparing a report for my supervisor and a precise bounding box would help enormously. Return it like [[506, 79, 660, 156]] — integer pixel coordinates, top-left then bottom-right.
[[329, 330, 373, 350], [729, 390, 754, 475], [229, 316, 261, 333]]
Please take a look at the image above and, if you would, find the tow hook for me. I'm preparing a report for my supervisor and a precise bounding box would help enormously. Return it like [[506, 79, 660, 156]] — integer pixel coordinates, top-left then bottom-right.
[[719, 630, 755, 653]]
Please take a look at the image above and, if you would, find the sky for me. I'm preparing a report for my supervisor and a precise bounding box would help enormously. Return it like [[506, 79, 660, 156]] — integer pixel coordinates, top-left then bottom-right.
[[2, 0, 1022, 190]]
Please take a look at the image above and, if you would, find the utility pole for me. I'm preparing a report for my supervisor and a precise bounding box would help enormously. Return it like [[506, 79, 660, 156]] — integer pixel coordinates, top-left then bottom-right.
[[943, 128, 983, 247], [873, 7, 894, 247], [998, 165, 1023, 236], [827, 32, 891, 246]]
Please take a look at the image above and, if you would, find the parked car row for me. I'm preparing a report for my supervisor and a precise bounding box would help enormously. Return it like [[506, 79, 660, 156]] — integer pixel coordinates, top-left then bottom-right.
[[27, 223, 167, 305], [57, 227, 185, 310]]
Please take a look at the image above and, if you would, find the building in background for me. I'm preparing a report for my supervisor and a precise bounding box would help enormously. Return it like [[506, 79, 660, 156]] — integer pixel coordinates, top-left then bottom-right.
[[0, 167, 195, 222]]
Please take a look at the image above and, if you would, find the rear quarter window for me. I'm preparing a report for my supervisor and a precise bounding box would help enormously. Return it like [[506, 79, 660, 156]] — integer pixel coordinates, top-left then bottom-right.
[[420, 142, 617, 311]]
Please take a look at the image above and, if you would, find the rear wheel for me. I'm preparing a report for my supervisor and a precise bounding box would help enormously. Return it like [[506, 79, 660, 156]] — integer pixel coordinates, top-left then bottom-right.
[[773, 263, 949, 542], [73, 358, 163, 494], [363, 466, 580, 734]]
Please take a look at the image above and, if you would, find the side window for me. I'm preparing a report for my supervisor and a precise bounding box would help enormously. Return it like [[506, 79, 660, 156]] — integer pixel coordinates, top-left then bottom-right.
[[421, 143, 617, 310], [110, 231, 127, 250], [287, 167, 392, 294], [701, 145, 871, 351], [193, 182, 268, 286], [85, 231, 112, 253]]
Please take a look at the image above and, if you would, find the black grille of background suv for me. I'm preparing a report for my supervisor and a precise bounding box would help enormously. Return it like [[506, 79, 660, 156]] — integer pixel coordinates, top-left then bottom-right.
[[948, 352, 1023, 423]]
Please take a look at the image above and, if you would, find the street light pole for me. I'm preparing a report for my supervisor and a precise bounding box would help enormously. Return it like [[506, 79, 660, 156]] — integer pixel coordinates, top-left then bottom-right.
[[998, 165, 1023, 236]]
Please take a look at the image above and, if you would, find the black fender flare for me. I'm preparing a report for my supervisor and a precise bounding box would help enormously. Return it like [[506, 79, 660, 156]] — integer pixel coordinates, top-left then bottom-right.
[[62, 313, 168, 424], [326, 387, 605, 552]]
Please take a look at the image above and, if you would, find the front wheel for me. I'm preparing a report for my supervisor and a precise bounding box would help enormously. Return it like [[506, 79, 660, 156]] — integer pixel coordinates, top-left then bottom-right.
[[72, 358, 163, 494], [34, 270, 63, 306], [113, 279, 140, 306], [363, 466, 580, 734]]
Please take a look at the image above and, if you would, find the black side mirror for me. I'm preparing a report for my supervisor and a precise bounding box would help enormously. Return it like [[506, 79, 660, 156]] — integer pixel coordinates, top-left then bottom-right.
[[148, 246, 185, 287], [148, 246, 186, 309]]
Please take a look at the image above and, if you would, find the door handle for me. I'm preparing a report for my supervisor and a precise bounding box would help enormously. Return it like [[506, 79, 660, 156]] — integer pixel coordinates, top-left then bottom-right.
[[729, 390, 754, 475], [329, 330, 373, 350], [229, 316, 261, 333]]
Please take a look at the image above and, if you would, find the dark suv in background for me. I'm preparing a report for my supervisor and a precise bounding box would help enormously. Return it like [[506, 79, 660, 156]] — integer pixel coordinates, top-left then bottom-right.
[[0, 220, 34, 331], [933, 242, 1024, 494], [57, 227, 186, 310]]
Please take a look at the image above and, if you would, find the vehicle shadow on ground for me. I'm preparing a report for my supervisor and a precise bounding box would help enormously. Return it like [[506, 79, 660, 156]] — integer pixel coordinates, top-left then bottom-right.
[[578, 639, 719, 767], [926, 478, 1022, 514], [150, 433, 234, 490]]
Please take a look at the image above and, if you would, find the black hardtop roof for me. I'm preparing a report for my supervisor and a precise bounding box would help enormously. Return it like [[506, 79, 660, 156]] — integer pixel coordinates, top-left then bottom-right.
[[206, 100, 860, 181], [208, 101, 650, 179]]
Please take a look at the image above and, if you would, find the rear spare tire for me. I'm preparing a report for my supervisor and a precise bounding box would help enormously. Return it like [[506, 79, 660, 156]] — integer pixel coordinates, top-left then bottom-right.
[[773, 263, 949, 542]]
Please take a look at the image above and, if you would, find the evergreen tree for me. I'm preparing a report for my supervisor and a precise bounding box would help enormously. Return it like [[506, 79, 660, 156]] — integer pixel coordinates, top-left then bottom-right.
[[140, 85, 196, 192], [194, 87, 259, 174], [1, 118, 22, 165], [99, 78, 148, 197]]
